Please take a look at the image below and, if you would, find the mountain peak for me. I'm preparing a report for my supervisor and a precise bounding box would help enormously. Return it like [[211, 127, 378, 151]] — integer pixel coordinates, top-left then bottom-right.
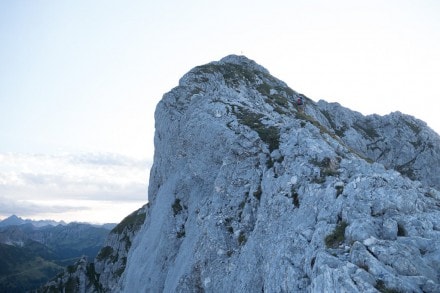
[[219, 54, 270, 73], [0, 215, 25, 227], [6, 214, 20, 220], [119, 56, 440, 292], [47, 56, 440, 292]]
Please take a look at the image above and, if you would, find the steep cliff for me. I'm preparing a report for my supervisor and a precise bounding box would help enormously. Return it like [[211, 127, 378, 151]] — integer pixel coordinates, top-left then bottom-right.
[[118, 55, 440, 292], [44, 55, 440, 292]]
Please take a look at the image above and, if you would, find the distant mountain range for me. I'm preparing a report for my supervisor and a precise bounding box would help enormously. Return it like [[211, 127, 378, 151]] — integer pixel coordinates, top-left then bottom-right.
[[0, 215, 116, 292], [0, 214, 117, 230], [0, 215, 67, 228]]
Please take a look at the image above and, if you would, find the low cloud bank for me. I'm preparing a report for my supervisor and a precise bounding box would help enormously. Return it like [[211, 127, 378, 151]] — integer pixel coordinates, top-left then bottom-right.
[[0, 152, 150, 223]]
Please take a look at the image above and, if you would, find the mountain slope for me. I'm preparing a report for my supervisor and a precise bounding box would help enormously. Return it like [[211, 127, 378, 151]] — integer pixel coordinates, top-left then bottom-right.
[[42, 55, 440, 292], [0, 222, 110, 292], [39, 205, 148, 292], [312, 100, 440, 189], [0, 241, 63, 293], [119, 55, 440, 292], [0, 223, 109, 262]]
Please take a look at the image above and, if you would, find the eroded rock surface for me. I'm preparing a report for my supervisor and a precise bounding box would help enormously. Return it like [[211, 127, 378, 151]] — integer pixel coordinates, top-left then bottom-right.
[[118, 55, 440, 292], [42, 55, 440, 292]]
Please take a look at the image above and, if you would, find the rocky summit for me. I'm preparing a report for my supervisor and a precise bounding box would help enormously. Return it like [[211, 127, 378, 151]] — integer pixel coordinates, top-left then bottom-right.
[[44, 55, 440, 292]]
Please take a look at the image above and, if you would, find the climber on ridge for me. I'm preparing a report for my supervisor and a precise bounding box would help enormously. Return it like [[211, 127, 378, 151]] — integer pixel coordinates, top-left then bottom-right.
[[296, 95, 304, 112]]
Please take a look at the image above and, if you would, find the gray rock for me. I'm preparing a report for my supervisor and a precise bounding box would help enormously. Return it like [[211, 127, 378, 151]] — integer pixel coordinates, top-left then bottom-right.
[[45, 55, 440, 292], [382, 218, 398, 240], [119, 55, 440, 293]]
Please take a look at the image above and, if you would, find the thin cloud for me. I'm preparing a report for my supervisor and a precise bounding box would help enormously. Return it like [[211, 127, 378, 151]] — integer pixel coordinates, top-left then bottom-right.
[[0, 152, 150, 222], [0, 195, 89, 218], [68, 152, 151, 168]]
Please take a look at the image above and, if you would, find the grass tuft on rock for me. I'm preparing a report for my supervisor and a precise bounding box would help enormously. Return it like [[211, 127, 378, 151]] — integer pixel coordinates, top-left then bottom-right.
[[325, 221, 348, 248]]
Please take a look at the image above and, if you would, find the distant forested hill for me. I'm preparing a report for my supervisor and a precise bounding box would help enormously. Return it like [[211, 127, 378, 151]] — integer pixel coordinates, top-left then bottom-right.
[[0, 219, 112, 292]]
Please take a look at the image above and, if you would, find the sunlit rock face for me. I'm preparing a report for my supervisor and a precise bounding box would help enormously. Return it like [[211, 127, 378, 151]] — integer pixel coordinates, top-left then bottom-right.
[[119, 55, 439, 292], [119, 55, 440, 293]]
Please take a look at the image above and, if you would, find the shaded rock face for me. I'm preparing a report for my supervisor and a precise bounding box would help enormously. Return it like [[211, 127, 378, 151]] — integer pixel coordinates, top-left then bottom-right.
[[117, 55, 440, 292], [93, 206, 147, 292]]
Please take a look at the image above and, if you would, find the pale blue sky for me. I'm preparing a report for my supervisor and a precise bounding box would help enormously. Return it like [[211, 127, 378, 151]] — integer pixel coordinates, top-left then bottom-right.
[[1, 0, 439, 223]]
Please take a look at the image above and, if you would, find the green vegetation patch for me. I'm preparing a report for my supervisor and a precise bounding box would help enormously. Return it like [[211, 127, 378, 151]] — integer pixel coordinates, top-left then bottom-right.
[[375, 280, 400, 293], [224, 217, 234, 234], [222, 63, 257, 86], [396, 163, 416, 181], [111, 208, 146, 235], [320, 109, 348, 137], [325, 221, 348, 248], [194, 63, 221, 75], [335, 185, 344, 197], [320, 109, 337, 131], [295, 111, 340, 140], [176, 230, 186, 239], [194, 62, 258, 88], [86, 263, 103, 292], [176, 224, 186, 239], [257, 82, 293, 115], [404, 119, 421, 134], [284, 186, 300, 207], [410, 139, 422, 148], [253, 184, 263, 201], [291, 189, 300, 207], [115, 266, 125, 278], [96, 246, 114, 262], [310, 157, 340, 183], [397, 223, 407, 237], [238, 231, 247, 246], [234, 106, 280, 152], [257, 83, 272, 96], [0, 255, 63, 293], [65, 276, 79, 292], [353, 122, 380, 140], [270, 94, 289, 108], [172, 198, 183, 216]]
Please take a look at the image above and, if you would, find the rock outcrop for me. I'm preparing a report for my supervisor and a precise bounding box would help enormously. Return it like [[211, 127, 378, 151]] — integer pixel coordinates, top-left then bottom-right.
[[312, 101, 440, 189], [119, 55, 440, 292], [43, 55, 440, 292]]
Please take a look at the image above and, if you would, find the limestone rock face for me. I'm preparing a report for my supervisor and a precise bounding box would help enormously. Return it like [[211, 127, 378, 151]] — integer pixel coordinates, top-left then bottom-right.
[[118, 56, 440, 292], [313, 100, 440, 189]]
